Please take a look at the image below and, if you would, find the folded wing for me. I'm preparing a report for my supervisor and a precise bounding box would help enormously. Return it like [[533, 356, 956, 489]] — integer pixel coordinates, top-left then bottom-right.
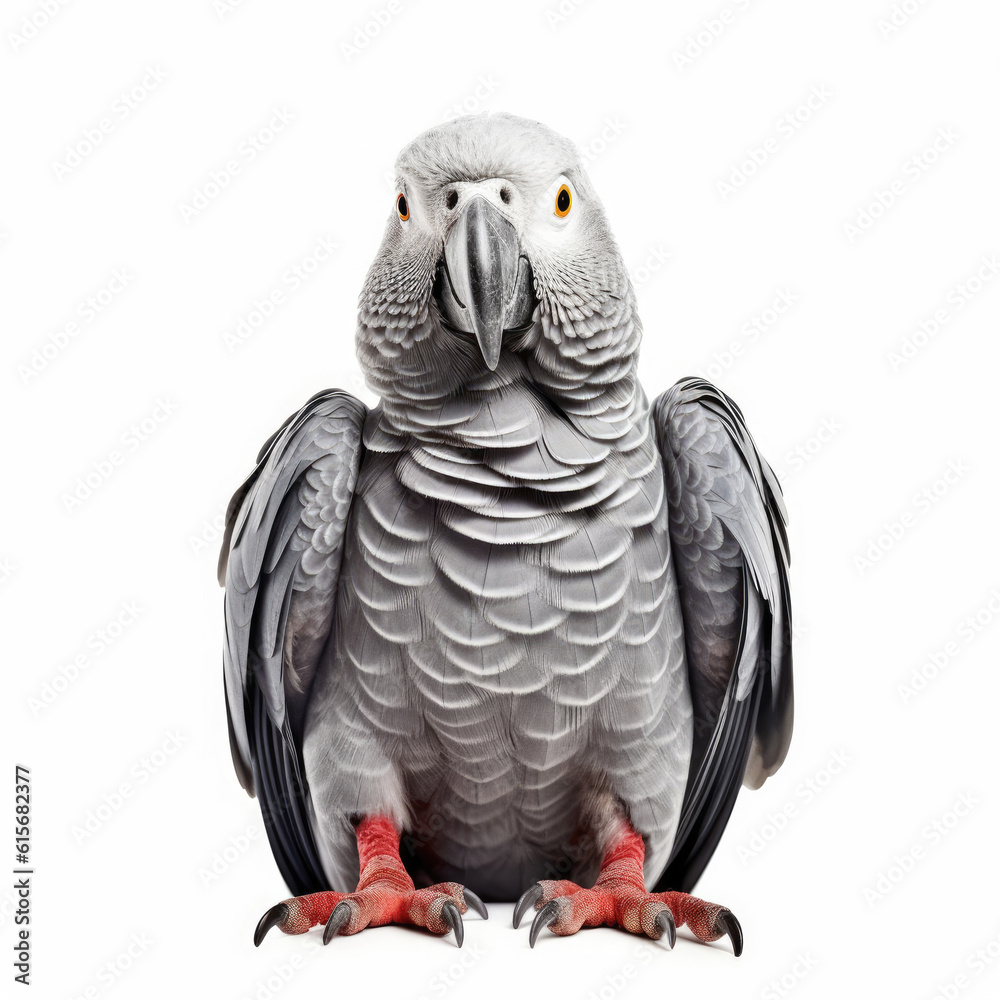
[[219, 389, 367, 895], [652, 378, 793, 893]]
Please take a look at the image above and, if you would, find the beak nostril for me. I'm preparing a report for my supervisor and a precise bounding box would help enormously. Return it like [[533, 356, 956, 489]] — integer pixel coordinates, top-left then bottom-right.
[[446, 190, 458, 210], [500, 186, 512, 205]]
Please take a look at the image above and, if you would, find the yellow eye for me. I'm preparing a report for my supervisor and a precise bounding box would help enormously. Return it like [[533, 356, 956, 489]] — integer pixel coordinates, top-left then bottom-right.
[[554, 184, 572, 217], [396, 193, 409, 221]]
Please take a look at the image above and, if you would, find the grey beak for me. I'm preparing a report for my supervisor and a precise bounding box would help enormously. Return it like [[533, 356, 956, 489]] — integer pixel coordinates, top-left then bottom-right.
[[440, 196, 526, 371]]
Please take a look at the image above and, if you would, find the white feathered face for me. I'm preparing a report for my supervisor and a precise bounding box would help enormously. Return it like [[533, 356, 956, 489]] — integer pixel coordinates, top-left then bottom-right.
[[356, 113, 636, 404]]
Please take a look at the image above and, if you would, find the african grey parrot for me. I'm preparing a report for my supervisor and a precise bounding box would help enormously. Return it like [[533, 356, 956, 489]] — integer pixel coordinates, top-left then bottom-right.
[[218, 112, 792, 953]]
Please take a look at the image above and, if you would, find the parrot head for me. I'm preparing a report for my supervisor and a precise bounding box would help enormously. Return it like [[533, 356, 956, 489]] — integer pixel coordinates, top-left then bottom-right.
[[356, 112, 640, 407]]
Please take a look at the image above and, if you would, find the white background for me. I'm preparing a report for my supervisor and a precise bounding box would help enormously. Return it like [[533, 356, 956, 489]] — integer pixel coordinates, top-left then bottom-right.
[[4, 1, 1000, 997]]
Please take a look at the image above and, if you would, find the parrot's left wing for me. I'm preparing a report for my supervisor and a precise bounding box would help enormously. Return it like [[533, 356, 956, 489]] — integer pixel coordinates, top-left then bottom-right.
[[651, 377, 793, 894], [218, 389, 367, 896]]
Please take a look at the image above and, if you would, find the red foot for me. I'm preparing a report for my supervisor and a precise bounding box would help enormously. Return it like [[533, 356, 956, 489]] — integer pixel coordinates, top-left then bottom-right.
[[513, 822, 742, 955], [253, 816, 487, 947]]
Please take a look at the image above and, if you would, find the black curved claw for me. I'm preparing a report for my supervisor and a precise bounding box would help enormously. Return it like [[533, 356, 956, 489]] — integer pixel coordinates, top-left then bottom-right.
[[513, 884, 543, 929], [441, 901, 465, 948], [463, 889, 489, 921], [528, 900, 561, 949], [655, 909, 676, 949], [253, 903, 288, 947], [322, 902, 352, 946], [718, 910, 743, 957]]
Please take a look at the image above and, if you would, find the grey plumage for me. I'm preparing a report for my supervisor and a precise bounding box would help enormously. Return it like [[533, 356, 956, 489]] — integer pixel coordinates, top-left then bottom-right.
[[219, 112, 792, 903]]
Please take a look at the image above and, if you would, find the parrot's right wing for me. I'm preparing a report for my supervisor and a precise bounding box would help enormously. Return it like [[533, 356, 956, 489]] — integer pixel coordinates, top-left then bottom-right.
[[218, 389, 367, 896], [651, 378, 793, 894]]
